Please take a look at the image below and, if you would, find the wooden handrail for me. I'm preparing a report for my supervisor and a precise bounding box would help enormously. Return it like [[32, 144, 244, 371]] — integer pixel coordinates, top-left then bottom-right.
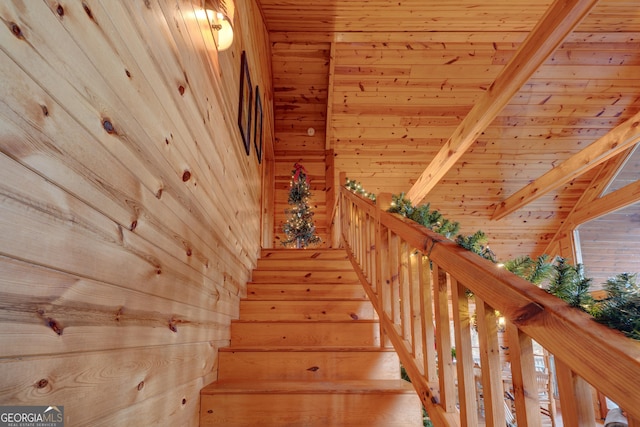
[[339, 186, 640, 427]]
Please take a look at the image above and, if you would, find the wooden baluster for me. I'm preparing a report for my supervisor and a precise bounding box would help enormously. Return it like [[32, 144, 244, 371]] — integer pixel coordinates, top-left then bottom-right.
[[368, 215, 377, 291], [348, 200, 353, 247], [506, 321, 542, 427], [432, 263, 456, 412], [555, 358, 596, 427], [388, 232, 401, 327], [451, 276, 478, 426], [378, 226, 391, 347], [399, 240, 412, 342], [409, 250, 423, 373], [363, 212, 369, 278], [419, 254, 438, 383], [476, 300, 506, 427], [356, 208, 362, 263]]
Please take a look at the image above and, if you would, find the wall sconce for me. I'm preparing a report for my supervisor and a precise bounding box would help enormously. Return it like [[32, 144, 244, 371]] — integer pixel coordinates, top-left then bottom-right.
[[203, 0, 234, 51]]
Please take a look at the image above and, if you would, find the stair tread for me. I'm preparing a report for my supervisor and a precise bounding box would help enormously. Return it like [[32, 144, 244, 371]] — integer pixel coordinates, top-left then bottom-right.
[[260, 249, 348, 258], [201, 379, 415, 395], [231, 319, 379, 323], [219, 346, 395, 352], [247, 281, 360, 285], [241, 297, 369, 301]]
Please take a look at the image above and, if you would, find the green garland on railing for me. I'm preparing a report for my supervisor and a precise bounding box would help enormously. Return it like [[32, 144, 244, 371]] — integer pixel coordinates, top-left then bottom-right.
[[379, 192, 640, 340], [592, 273, 640, 340], [387, 193, 460, 239], [341, 184, 639, 339], [345, 178, 376, 202]]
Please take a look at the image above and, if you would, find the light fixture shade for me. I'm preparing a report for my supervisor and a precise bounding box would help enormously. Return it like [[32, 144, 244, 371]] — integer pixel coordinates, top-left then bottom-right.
[[204, 0, 234, 51], [215, 13, 234, 50]]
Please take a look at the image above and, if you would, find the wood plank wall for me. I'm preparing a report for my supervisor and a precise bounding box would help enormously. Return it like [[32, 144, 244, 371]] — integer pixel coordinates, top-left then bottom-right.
[[271, 40, 331, 247], [0, 0, 272, 425]]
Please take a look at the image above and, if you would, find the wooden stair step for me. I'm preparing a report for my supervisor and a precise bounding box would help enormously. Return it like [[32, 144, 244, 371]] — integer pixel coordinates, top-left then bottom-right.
[[238, 300, 375, 321], [200, 380, 422, 427], [256, 258, 353, 271], [201, 248, 423, 426], [260, 248, 349, 261], [230, 320, 381, 347], [246, 283, 367, 300], [218, 347, 400, 381], [202, 379, 416, 394], [251, 269, 359, 283]]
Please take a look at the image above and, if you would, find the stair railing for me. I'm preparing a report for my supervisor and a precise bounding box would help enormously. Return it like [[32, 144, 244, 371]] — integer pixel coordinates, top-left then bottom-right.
[[339, 187, 640, 427]]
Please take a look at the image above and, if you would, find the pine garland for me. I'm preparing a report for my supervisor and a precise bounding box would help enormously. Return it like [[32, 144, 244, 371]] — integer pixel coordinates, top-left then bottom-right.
[[341, 183, 639, 339], [345, 178, 376, 202], [591, 273, 640, 340], [388, 193, 460, 239]]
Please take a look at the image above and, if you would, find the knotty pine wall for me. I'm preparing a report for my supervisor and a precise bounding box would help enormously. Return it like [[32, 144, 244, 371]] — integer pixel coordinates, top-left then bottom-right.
[[0, 0, 272, 425], [271, 40, 331, 247]]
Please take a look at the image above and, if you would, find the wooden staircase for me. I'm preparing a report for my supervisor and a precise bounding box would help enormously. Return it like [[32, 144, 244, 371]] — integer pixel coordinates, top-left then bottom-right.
[[200, 248, 423, 426]]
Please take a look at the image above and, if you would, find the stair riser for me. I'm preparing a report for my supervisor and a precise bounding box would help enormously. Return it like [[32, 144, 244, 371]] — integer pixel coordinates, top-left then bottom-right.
[[230, 322, 381, 347], [251, 270, 359, 283], [200, 393, 422, 427], [256, 259, 353, 271], [238, 300, 375, 321], [260, 249, 349, 261], [218, 350, 400, 381], [246, 283, 367, 300]]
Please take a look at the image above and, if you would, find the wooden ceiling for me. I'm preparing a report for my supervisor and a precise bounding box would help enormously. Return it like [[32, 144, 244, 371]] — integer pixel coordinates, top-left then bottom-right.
[[260, 0, 640, 273]]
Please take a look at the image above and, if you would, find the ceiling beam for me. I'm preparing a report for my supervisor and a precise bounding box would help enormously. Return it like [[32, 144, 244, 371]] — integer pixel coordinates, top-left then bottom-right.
[[571, 178, 640, 226], [492, 110, 640, 220], [542, 148, 635, 256], [405, 0, 600, 204]]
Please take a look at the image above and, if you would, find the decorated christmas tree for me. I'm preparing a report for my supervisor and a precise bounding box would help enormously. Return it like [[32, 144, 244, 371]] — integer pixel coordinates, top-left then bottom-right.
[[282, 163, 321, 248]]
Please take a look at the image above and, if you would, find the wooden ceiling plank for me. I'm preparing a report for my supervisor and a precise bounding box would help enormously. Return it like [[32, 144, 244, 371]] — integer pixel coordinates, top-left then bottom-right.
[[404, 0, 600, 204], [492, 110, 640, 220]]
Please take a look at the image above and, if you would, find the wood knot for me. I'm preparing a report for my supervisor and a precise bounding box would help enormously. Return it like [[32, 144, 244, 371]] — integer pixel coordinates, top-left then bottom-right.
[[186, 248, 192, 256], [182, 170, 191, 182], [10, 23, 23, 39], [36, 378, 49, 389], [56, 4, 64, 16], [130, 220, 137, 231], [178, 85, 185, 95], [41, 105, 49, 116], [102, 119, 115, 134], [307, 366, 320, 372], [82, 2, 95, 20], [181, 398, 187, 405], [513, 302, 544, 325], [349, 313, 359, 320], [47, 318, 63, 335], [169, 321, 177, 332], [137, 381, 145, 391]]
